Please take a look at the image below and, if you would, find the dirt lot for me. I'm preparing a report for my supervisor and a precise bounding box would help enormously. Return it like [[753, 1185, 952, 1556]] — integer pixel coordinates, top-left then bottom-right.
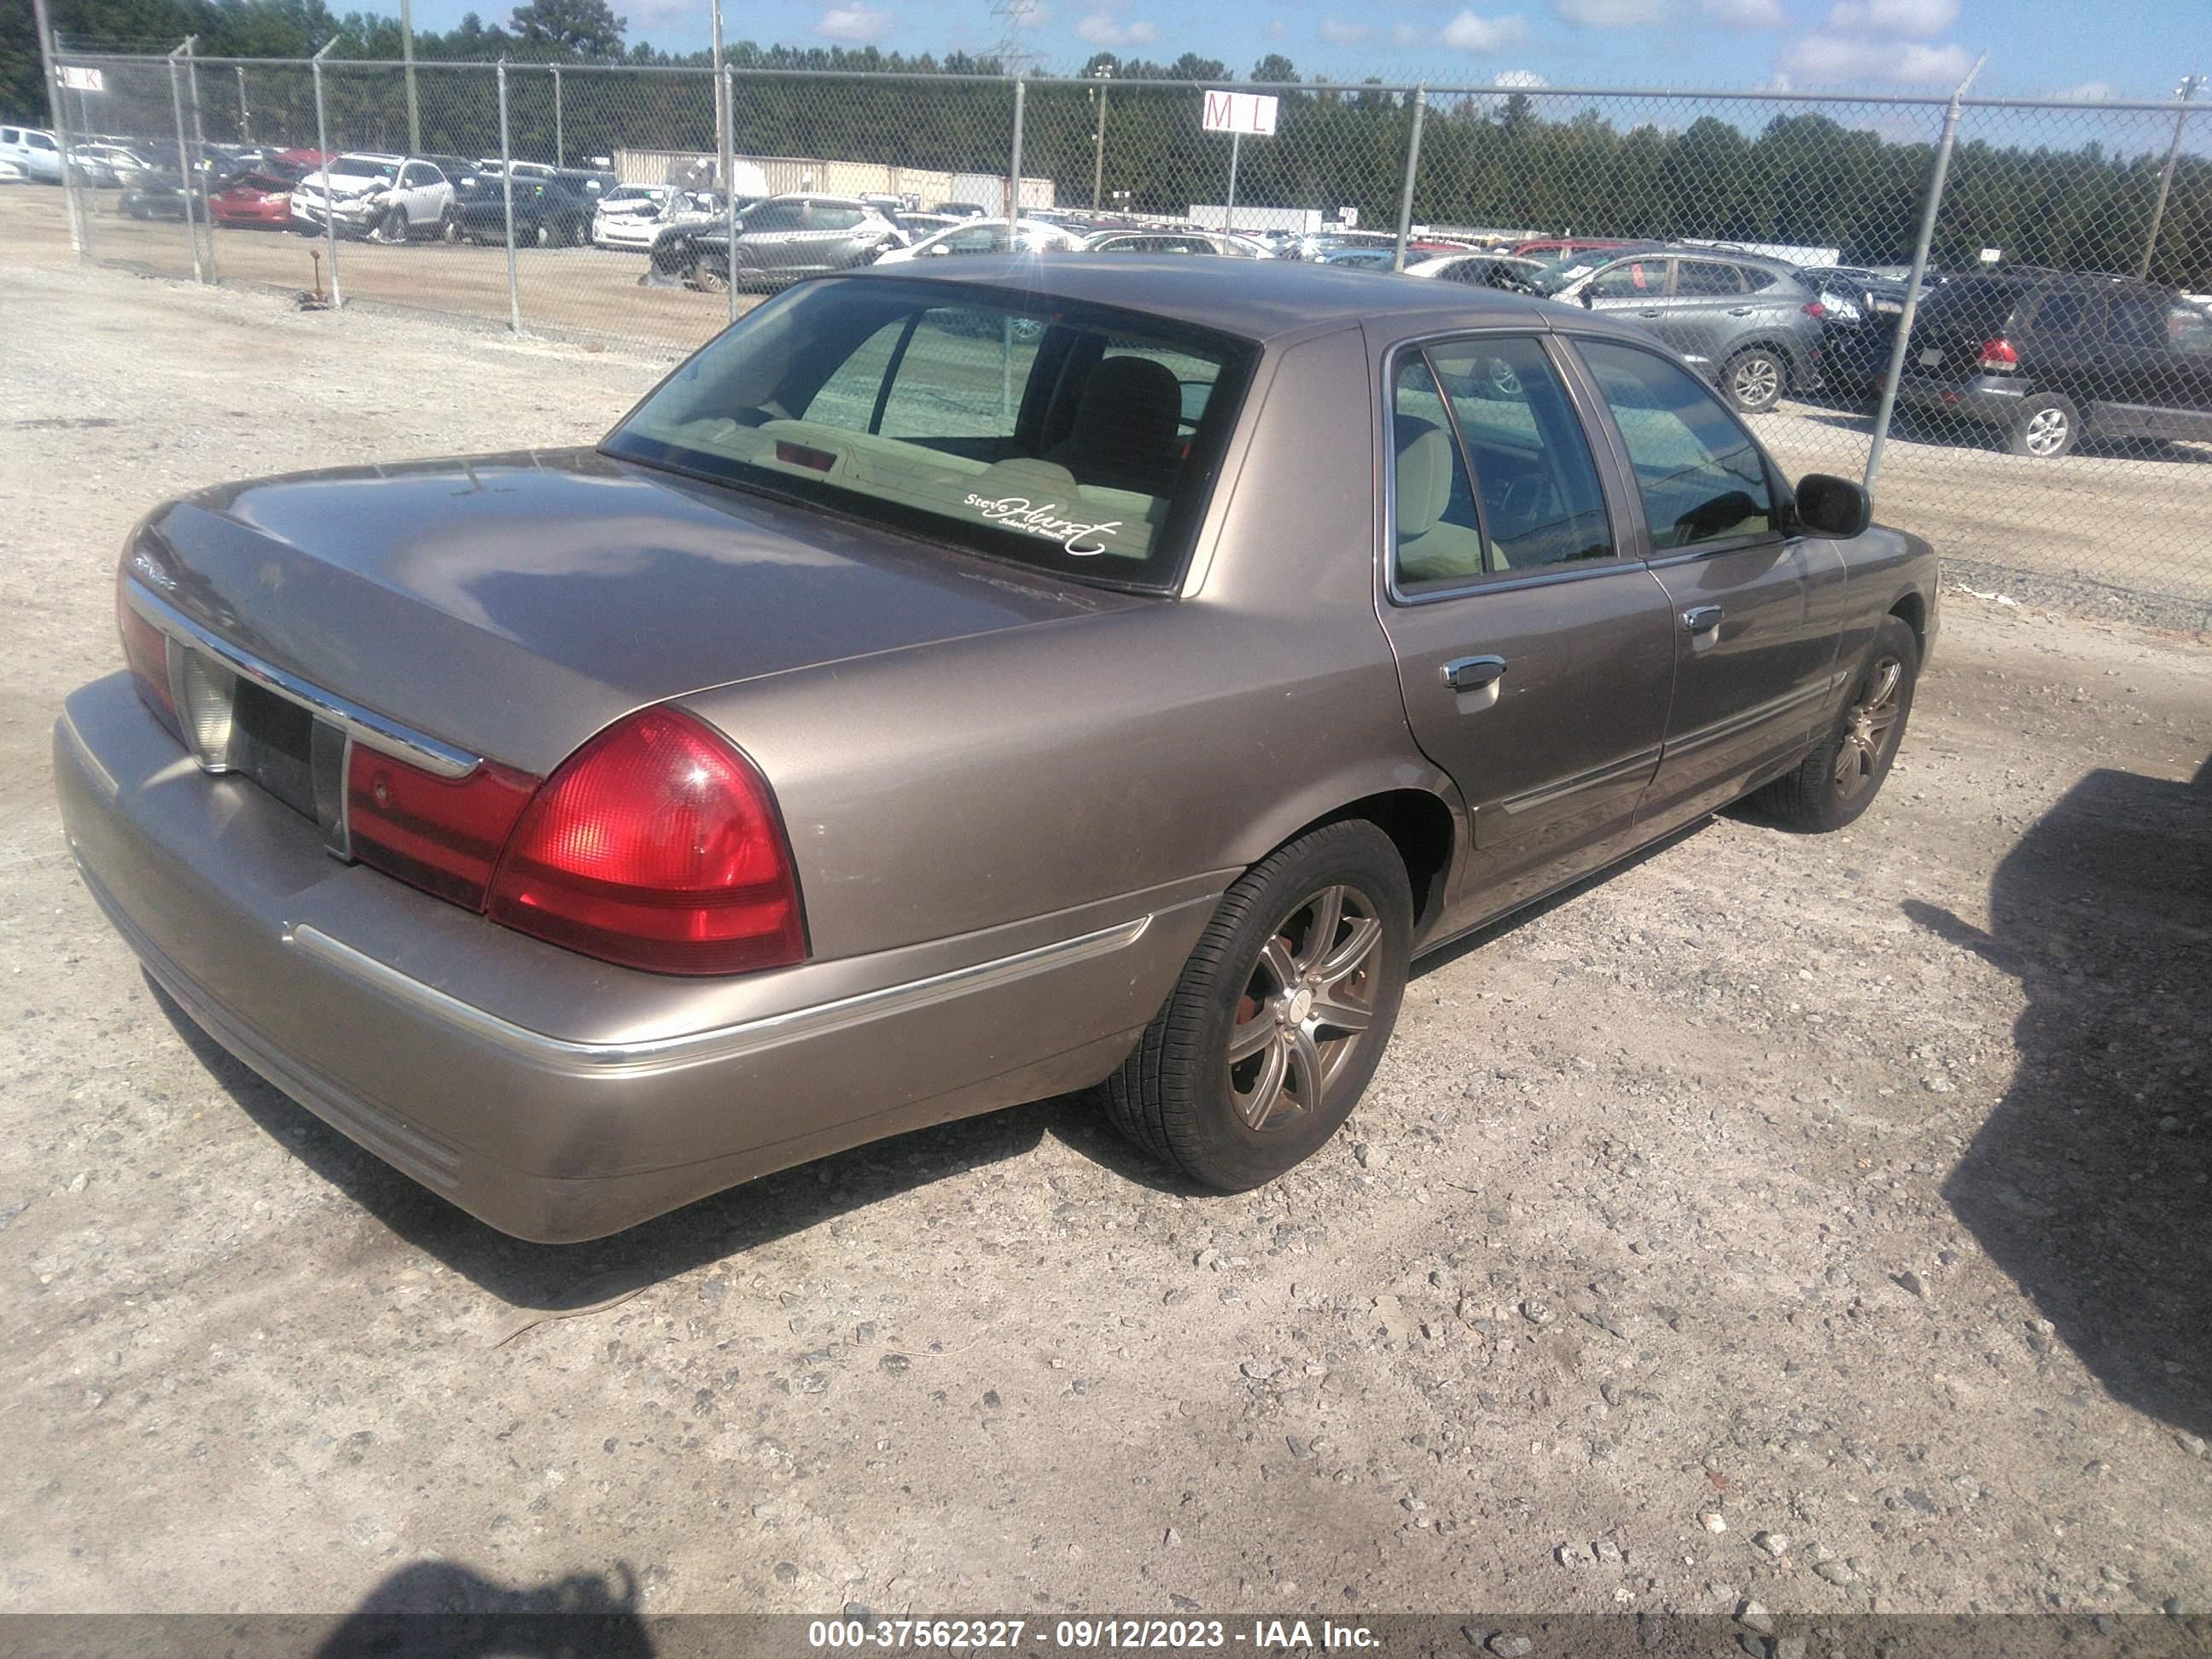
[[9, 183, 2211, 626], [1, 253, 2209, 1627]]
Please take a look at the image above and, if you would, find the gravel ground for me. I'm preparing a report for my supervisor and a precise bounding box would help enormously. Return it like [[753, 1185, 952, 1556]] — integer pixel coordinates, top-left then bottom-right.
[[2, 257, 2209, 1625]]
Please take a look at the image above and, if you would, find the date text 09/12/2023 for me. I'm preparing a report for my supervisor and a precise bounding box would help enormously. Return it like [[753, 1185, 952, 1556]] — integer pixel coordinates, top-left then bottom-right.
[[807, 1617, 1382, 1650]]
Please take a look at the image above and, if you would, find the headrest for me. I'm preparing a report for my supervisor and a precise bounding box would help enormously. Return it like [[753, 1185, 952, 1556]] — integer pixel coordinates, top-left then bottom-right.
[[1394, 416, 1453, 539]]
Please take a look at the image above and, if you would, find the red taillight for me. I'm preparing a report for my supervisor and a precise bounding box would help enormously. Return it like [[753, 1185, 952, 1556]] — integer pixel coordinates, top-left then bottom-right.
[[1977, 336, 2018, 371], [116, 572, 178, 731], [485, 707, 806, 976], [1802, 300, 1827, 320], [347, 747, 539, 911]]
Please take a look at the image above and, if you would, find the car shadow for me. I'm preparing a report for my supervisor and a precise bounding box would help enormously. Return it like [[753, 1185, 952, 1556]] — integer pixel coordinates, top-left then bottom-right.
[[311, 1559, 654, 1657], [1786, 401, 2212, 466], [146, 818, 1720, 1307], [1908, 755, 2211, 1440]]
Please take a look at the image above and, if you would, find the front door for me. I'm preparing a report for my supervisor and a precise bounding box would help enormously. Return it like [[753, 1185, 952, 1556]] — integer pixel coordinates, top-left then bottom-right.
[[1374, 335, 1678, 931], [1580, 254, 1673, 334], [1654, 258, 1750, 378], [1564, 337, 1844, 832]]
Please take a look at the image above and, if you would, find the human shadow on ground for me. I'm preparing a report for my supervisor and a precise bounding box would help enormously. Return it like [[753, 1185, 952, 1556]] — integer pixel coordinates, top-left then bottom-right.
[[312, 1559, 654, 1657], [1909, 754, 2211, 1440]]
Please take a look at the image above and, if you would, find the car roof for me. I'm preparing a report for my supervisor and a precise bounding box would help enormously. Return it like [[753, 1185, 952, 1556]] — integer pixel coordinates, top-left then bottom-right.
[[841, 254, 1599, 346]]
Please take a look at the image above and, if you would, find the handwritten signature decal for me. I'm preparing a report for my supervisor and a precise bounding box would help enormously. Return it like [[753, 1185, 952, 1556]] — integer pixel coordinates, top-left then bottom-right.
[[963, 494, 1124, 557]]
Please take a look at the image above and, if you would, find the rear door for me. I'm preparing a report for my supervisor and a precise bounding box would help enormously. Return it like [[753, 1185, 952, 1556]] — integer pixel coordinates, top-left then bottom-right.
[[2096, 293, 2212, 441], [736, 199, 806, 270], [1565, 336, 1845, 832], [1654, 258, 1749, 375], [1373, 334, 1678, 928]]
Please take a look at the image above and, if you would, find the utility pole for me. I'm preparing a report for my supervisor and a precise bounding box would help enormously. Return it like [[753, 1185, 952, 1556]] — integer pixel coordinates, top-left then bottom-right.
[[236, 64, 250, 143], [401, 0, 421, 154], [1091, 64, 1110, 209], [713, 0, 736, 324], [2139, 72, 2203, 282], [1390, 84, 1427, 272]]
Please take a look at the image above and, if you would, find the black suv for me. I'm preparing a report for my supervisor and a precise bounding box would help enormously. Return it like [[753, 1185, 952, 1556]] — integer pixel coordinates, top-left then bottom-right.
[[454, 169, 604, 247], [1896, 269, 2212, 457]]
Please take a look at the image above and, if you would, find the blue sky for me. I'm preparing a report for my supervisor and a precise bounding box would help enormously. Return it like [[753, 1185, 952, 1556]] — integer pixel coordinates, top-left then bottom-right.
[[426, 0, 2196, 99]]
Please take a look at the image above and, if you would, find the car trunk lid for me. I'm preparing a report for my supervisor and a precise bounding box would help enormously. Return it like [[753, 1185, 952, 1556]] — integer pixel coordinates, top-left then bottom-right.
[[131, 446, 1144, 780]]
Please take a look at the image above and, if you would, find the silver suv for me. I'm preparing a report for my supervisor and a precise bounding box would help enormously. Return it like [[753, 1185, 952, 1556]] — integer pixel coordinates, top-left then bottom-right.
[[1542, 248, 1827, 412], [707, 194, 906, 290]]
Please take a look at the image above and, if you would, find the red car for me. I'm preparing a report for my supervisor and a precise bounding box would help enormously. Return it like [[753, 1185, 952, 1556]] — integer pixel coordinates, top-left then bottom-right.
[[209, 172, 297, 230]]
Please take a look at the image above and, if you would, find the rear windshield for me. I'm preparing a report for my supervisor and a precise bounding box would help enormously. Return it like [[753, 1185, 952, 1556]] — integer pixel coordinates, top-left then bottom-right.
[[604, 276, 1259, 591]]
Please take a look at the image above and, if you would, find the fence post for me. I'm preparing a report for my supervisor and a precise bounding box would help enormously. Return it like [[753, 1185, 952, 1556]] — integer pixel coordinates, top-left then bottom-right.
[[498, 59, 521, 334], [185, 38, 217, 285], [401, 0, 421, 155], [167, 40, 206, 283], [236, 64, 250, 143], [1091, 68, 1109, 209], [1390, 84, 1427, 272], [1224, 131, 1241, 235], [311, 38, 341, 307], [723, 66, 739, 325], [552, 65, 564, 168], [1864, 53, 1984, 493], [1010, 75, 1027, 220], [29, 0, 88, 259], [2138, 73, 2203, 281]]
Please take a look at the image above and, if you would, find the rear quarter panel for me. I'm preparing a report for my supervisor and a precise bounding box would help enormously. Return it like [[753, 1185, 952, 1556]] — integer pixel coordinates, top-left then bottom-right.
[[680, 323, 1457, 963]]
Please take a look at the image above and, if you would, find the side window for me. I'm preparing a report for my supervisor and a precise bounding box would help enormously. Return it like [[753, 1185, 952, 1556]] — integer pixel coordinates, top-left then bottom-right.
[[2169, 306, 2212, 356], [2029, 291, 2088, 335], [1426, 338, 1615, 571], [2106, 299, 2168, 351], [746, 202, 802, 232], [1589, 259, 1664, 300], [29, 131, 57, 151], [1576, 340, 1777, 553], [1677, 260, 1744, 297], [810, 205, 864, 230], [399, 163, 427, 187], [1389, 354, 1487, 590], [1740, 265, 1778, 292]]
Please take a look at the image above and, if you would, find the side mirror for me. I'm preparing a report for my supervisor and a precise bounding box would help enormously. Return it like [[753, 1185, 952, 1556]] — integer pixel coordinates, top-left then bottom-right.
[[1793, 473, 1871, 539], [1579, 290, 1595, 308]]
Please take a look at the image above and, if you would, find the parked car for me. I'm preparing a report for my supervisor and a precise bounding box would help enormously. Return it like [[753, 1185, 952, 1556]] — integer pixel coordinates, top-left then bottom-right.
[[454, 168, 603, 247], [0, 125, 63, 183], [207, 171, 300, 230], [874, 217, 1083, 264], [61, 259, 1935, 1241], [649, 194, 905, 290], [0, 159, 25, 184], [1895, 269, 2212, 457], [1540, 248, 1827, 412], [932, 200, 988, 217], [590, 183, 678, 247], [1407, 251, 1550, 290], [117, 169, 209, 220], [893, 211, 965, 242], [1512, 236, 1638, 260], [1319, 247, 1398, 270], [1082, 229, 1261, 257], [289, 153, 456, 242], [1796, 265, 1912, 391]]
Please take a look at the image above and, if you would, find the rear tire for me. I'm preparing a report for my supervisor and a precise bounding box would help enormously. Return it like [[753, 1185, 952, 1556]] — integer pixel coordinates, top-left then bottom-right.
[[1723, 346, 1788, 412], [1103, 821, 1412, 1190], [2005, 393, 2079, 459], [1752, 614, 1919, 832]]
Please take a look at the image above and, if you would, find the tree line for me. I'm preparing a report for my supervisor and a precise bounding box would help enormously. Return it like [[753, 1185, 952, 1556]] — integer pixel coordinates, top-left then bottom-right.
[[6, 0, 2205, 283]]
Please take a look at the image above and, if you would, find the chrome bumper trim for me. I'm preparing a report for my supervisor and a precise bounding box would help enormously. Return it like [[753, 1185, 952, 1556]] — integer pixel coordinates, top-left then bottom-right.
[[122, 578, 482, 779], [286, 913, 1154, 1079]]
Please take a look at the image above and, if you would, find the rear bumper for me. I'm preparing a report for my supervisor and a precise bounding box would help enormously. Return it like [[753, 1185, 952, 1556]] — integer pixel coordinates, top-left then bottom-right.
[[55, 674, 1215, 1241], [1895, 375, 2023, 425]]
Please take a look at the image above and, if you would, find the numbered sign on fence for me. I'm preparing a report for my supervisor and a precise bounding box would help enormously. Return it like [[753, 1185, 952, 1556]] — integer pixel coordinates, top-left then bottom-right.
[[1202, 90, 1278, 137], [59, 66, 106, 93]]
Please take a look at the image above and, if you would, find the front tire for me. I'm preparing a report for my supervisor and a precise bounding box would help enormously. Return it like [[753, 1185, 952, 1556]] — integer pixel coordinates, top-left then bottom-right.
[[1103, 821, 1412, 1190], [375, 205, 409, 244], [1752, 614, 1919, 832], [1723, 346, 1787, 412]]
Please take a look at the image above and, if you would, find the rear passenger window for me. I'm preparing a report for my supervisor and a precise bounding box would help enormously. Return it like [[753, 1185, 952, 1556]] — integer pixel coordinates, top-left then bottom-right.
[[1677, 261, 1743, 296], [1390, 356, 1485, 590], [2030, 292, 2089, 335], [2106, 300, 2168, 350], [1425, 338, 1614, 571], [1576, 341, 1776, 552], [1590, 259, 1663, 300]]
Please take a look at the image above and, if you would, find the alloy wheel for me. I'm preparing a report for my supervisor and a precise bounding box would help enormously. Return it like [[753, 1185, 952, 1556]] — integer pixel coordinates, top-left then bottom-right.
[[2022, 406, 2070, 457], [1731, 353, 1781, 409], [1834, 655, 1904, 800], [1226, 884, 1385, 1132]]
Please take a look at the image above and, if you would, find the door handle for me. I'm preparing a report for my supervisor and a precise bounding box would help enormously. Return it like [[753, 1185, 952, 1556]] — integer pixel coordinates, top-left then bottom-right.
[[1728, 306, 1753, 316], [1441, 655, 1507, 693], [1639, 308, 1662, 317], [1681, 605, 1724, 635]]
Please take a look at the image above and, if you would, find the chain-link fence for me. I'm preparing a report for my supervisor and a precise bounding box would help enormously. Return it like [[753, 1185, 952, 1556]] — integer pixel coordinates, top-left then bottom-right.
[[26, 49, 2212, 621]]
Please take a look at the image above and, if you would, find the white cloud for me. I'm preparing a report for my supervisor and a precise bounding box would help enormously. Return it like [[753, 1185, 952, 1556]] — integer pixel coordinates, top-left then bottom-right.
[[816, 3, 893, 40], [1781, 33, 1972, 83], [2052, 79, 2112, 101], [1267, 17, 1287, 36], [1701, 0, 1784, 26], [1551, 0, 1669, 25], [1074, 9, 1156, 43], [1824, 0, 1957, 37], [1494, 67, 1548, 87], [1440, 9, 1534, 49], [1318, 15, 1372, 42], [1393, 20, 1422, 43]]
